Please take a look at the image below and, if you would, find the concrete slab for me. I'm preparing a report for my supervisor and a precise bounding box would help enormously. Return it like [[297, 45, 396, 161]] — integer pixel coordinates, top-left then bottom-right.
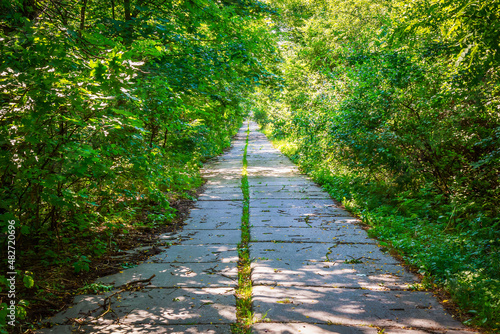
[[218, 152, 244, 158], [198, 192, 243, 201], [249, 184, 324, 192], [252, 323, 380, 334], [175, 229, 242, 244], [250, 227, 375, 244], [250, 190, 331, 200], [253, 286, 465, 330], [38, 324, 233, 334], [97, 262, 237, 287], [202, 184, 242, 191], [246, 160, 297, 167], [250, 207, 352, 218], [192, 201, 242, 210], [185, 208, 242, 221], [204, 177, 241, 189], [249, 150, 284, 155], [203, 163, 242, 170], [204, 179, 242, 188], [247, 144, 282, 149], [250, 243, 399, 265], [251, 216, 361, 228], [36, 326, 76, 334], [251, 324, 475, 334], [201, 174, 242, 182], [247, 169, 297, 177], [199, 189, 242, 197], [49, 287, 236, 325], [149, 245, 238, 263], [252, 261, 417, 290], [182, 215, 242, 230], [250, 199, 339, 209], [246, 158, 295, 165], [207, 153, 243, 160], [248, 178, 313, 187], [203, 161, 242, 168], [202, 171, 242, 179], [245, 160, 293, 166]]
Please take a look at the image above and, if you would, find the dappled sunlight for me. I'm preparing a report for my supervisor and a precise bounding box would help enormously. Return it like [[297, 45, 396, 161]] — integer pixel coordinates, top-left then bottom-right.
[[247, 165, 298, 176], [252, 322, 376, 334], [251, 225, 374, 244], [96, 261, 237, 289], [245, 121, 464, 332], [250, 206, 352, 218], [149, 244, 239, 264], [49, 287, 236, 327], [250, 198, 338, 208], [199, 172, 242, 180], [202, 166, 243, 175], [203, 179, 242, 187], [251, 260, 416, 290], [252, 285, 453, 328], [60, 323, 231, 334], [198, 192, 242, 200]]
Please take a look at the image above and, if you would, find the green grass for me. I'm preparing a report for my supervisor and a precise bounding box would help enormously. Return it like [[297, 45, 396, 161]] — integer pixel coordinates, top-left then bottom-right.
[[233, 122, 253, 334]]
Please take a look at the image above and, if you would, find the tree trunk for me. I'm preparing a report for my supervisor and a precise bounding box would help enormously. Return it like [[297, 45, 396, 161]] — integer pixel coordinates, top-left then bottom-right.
[[124, 0, 131, 21], [79, 0, 88, 37]]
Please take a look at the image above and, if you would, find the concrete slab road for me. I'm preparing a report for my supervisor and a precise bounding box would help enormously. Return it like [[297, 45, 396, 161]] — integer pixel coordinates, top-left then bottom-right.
[[38, 121, 476, 334]]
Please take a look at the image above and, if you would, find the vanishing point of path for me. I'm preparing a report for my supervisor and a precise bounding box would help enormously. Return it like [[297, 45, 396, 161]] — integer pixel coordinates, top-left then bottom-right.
[[40, 121, 475, 334]]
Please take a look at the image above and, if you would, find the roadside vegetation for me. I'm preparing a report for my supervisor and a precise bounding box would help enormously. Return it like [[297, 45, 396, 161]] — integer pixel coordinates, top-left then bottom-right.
[[0, 1, 277, 332], [253, 0, 500, 331]]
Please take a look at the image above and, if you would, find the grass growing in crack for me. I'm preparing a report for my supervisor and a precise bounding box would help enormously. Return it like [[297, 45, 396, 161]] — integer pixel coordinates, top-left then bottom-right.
[[233, 122, 253, 334]]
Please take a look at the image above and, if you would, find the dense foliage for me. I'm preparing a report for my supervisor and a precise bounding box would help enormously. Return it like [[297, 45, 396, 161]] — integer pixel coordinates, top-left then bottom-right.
[[0, 0, 276, 330], [254, 0, 499, 329]]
